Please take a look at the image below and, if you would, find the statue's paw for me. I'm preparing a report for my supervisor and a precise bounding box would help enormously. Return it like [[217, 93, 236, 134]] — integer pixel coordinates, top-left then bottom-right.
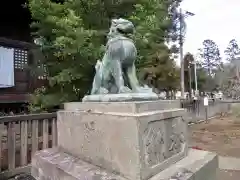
[[99, 87, 109, 94], [135, 86, 154, 93], [119, 86, 132, 93]]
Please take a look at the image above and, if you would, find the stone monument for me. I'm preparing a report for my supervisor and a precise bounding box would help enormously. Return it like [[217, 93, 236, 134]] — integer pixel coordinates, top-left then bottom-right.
[[31, 18, 218, 180]]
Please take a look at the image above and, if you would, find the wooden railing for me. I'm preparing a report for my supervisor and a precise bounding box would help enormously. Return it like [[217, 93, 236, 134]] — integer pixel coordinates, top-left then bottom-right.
[[0, 113, 57, 179]]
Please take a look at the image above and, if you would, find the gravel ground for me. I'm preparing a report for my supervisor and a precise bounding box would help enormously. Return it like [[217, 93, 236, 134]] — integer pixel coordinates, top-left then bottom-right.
[[190, 116, 240, 157], [217, 170, 240, 180], [190, 116, 240, 180]]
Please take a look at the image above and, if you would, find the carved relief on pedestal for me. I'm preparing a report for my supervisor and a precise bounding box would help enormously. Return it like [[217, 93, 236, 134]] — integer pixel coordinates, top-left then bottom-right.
[[168, 117, 186, 157], [143, 121, 166, 167], [143, 117, 186, 168]]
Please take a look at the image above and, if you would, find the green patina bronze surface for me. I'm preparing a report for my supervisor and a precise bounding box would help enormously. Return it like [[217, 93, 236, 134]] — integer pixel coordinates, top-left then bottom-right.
[[90, 18, 154, 95]]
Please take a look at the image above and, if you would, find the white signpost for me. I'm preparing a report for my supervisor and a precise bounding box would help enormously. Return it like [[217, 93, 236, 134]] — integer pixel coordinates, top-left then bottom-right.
[[203, 97, 208, 106], [204, 96, 208, 122]]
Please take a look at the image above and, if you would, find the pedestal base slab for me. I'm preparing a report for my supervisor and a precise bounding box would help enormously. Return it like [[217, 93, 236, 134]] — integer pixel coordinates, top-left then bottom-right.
[[31, 148, 218, 180]]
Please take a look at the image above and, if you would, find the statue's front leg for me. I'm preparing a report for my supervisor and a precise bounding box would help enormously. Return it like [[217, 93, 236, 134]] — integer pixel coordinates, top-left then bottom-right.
[[90, 59, 109, 95], [111, 60, 128, 93], [90, 60, 102, 95], [102, 67, 111, 90]]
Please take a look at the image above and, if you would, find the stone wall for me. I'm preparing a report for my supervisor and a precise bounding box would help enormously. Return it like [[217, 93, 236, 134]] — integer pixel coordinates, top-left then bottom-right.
[[184, 100, 232, 123]]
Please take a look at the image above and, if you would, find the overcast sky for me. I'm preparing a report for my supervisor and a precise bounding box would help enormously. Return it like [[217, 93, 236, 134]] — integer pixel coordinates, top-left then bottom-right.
[[181, 0, 240, 60]]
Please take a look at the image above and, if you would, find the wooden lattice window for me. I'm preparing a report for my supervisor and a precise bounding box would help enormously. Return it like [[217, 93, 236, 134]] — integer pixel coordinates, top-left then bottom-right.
[[14, 49, 28, 69]]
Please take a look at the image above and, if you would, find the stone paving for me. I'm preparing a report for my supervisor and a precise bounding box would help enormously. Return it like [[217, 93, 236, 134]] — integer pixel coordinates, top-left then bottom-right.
[[219, 156, 240, 170]]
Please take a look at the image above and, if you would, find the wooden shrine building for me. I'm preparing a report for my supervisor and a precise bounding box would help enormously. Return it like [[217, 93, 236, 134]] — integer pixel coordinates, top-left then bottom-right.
[[0, 0, 46, 114]]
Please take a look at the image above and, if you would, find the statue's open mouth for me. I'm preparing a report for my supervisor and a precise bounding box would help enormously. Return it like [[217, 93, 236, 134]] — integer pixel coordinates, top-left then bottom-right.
[[117, 27, 134, 34]]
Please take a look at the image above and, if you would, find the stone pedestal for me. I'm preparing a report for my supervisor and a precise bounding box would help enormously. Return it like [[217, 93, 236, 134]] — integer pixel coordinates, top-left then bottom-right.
[[31, 100, 218, 180]]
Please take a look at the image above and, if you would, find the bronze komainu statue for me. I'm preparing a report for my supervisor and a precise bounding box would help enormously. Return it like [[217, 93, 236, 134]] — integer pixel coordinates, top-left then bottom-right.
[[91, 18, 153, 95]]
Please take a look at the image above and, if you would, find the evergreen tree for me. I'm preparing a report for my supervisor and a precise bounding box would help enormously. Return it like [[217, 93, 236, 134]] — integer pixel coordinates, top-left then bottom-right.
[[28, 0, 182, 112], [199, 39, 222, 75], [167, 1, 186, 42], [224, 39, 240, 62], [28, 0, 103, 112], [224, 39, 240, 83], [195, 67, 208, 92], [183, 53, 194, 93], [130, 0, 181, 91]]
